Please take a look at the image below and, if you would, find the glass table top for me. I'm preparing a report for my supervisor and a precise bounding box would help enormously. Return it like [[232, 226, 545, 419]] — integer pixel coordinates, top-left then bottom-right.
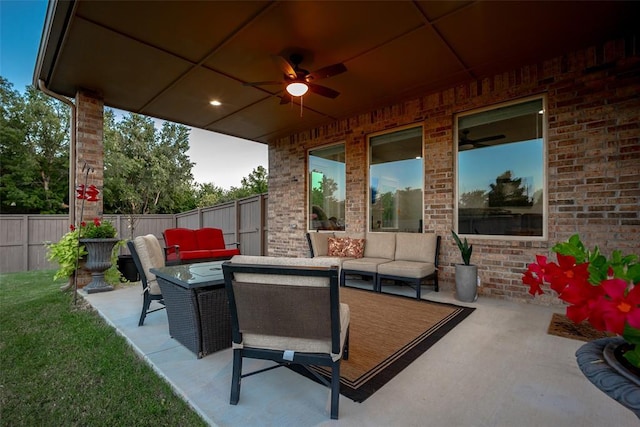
[[151, 261, 225, 289]]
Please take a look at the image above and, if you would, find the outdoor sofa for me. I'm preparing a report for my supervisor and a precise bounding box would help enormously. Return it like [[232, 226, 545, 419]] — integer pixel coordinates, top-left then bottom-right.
[[307, 231, 440, 299], [163, 227, 240, 264]]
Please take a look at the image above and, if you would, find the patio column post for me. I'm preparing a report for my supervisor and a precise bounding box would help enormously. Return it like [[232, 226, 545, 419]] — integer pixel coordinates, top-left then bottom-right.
[[74, 90, 104, 223]]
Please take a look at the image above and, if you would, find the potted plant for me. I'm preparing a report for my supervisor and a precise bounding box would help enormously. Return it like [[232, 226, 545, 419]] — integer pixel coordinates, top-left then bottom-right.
[[452, 230, 478, 302], [523, 234, 640, 368], [79, 218, 122, 293], [46, 218, 123, 293]]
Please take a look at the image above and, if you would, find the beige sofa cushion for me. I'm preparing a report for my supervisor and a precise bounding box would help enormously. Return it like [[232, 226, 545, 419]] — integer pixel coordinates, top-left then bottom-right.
[[393, 233, 437, 263], [133, 234, 164, 295], [342, 257, 391, 273], [229, 255, 341, 286], [307, 232, 334, 257], [377, 260, 436, 278], [364, 232, 396, 259]]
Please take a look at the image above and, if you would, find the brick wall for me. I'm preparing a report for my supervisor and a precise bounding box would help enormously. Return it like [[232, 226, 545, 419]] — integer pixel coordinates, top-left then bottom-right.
[[268, 37, 640, 303], [75, 90, 104, 222]]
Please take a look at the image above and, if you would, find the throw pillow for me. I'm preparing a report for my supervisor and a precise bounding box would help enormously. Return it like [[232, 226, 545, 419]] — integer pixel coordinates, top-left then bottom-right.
[[343, 238, 365, 258], [327, 237, 365, 258], [327, 237, 347, 257]]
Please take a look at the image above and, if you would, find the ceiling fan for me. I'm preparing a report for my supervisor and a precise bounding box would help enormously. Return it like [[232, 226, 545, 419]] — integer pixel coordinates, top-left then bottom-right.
[[458, 129, 505, 150], [244, 53, 347, 104]]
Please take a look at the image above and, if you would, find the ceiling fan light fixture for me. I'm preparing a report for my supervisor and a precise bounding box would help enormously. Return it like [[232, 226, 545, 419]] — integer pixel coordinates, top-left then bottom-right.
[[286, 82, 308, 97]]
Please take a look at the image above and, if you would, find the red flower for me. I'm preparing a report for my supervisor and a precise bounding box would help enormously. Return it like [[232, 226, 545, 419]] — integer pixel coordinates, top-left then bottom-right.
[[523, 255, 553, 296], [590, 278, 640, 335], [69, 224, 76, 231], [546, 254, 590, 295], [93, 218, 101, 226], [560, 279, 605, 324], [80, 221, 86, 227]]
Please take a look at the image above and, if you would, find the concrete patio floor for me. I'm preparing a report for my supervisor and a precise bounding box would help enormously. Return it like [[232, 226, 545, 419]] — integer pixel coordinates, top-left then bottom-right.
[[81, 281, 637, 427]]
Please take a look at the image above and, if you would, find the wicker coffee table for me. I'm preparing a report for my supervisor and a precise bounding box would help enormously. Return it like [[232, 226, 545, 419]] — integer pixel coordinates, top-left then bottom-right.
[[151, 261, 231, 358]]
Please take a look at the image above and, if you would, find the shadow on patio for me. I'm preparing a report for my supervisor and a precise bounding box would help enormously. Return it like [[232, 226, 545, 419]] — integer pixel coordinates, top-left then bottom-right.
[[82, 281, 636, 426]]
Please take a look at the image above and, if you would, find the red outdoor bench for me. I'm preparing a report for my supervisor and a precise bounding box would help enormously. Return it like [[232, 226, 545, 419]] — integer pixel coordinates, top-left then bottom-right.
[[163, 227, 240, 264]]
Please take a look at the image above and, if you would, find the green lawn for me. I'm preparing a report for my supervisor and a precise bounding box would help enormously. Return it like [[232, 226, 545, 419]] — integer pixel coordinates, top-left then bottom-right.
[[0, 270, 207, 426]]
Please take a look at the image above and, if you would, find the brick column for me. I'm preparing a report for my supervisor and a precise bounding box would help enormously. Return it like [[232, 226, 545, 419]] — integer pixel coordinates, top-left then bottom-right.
[[75, 90, 104, 222]]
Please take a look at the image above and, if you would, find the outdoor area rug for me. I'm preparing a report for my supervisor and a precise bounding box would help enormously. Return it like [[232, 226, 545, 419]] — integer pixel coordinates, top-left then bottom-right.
[[547, 312, 614, 342], [290, 287, 475, 402]]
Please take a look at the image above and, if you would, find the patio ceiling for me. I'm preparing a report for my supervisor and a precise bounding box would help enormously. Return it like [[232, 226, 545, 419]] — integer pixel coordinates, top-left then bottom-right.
[[34, 1, 639, 145]]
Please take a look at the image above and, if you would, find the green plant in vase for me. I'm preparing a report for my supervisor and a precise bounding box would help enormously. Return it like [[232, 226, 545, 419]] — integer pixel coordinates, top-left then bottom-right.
[[452, 230, 473, 265]]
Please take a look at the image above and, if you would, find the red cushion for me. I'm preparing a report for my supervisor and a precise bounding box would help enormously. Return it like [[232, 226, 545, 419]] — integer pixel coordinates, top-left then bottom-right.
[[195, 228, 226, 250], [209, 248, 240, 259], [179, 250, 216, 260], [164, 228, 198, 251]]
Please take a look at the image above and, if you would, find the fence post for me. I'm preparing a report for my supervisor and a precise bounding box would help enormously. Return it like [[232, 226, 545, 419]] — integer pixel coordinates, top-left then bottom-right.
[[22, 215, 29, 271], [234, 200, 240, 248]]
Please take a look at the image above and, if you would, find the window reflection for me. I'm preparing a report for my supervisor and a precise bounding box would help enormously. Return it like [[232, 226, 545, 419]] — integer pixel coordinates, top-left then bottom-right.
[[369, 126, 423, 233], [308, 144, 345, 231], [456, 98, 545, 237]]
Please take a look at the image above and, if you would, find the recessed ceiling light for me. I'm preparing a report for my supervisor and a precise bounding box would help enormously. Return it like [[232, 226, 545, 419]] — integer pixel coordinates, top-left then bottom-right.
[[210, 100, 221, 106]]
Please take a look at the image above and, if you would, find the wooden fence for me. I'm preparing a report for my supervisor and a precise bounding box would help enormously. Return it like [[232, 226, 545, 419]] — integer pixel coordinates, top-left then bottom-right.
[[0, 194, 268, 273]]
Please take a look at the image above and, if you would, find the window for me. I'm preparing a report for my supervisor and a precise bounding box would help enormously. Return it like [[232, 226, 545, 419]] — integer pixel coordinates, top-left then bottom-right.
[[308, 144, 346, 231], [369, 126, 423, 233], [455, 97, 546, 238]]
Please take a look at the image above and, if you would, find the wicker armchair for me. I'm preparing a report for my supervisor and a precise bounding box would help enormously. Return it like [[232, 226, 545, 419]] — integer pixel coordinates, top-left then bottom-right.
[[222, 255, 350, 419], [127, 235, 165, 326]]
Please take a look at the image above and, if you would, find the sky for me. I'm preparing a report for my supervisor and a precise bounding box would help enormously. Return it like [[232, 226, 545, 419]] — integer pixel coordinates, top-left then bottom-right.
[[0, 0, 268, 190]]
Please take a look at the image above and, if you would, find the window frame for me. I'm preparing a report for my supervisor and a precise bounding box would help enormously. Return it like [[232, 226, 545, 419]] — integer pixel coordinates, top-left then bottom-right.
[[453, 95, 548, 241], [367, 124, 425, 233]]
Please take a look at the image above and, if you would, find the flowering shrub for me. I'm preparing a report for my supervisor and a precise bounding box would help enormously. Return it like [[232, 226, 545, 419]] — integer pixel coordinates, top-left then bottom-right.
[[78, 218, 117, 239], [523, 234, 640, 367]]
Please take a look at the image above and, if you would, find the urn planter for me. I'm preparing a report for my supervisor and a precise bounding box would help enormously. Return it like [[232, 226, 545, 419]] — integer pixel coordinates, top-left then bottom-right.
[[576, 337, 640, 418], [455, 264, 478, 302], [80, 238, 119, 293]]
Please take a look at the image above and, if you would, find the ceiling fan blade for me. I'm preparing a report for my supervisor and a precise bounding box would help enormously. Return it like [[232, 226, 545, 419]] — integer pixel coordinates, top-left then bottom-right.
[[308, 83, 340, 99], [272, 55, 296, 79], [243, 81, 283, 87], [306, 63, 347, 81], [279, 93, 292, 104]]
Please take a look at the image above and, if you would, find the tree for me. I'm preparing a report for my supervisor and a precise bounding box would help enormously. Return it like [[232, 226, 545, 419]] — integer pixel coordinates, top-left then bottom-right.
[[102, 112, 195, 237], [459, 189, 487, 209], [487, 170, 532, 208], [194, 182, 226, 207], [196, 166, 268, 206], [240, 165, 268, 194], [0, 79, 69, 213]]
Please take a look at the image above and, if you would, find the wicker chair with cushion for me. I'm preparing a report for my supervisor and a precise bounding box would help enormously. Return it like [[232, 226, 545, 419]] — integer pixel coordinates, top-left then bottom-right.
[[127, 234, 166, 326], [222, 255, 350, 420]]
